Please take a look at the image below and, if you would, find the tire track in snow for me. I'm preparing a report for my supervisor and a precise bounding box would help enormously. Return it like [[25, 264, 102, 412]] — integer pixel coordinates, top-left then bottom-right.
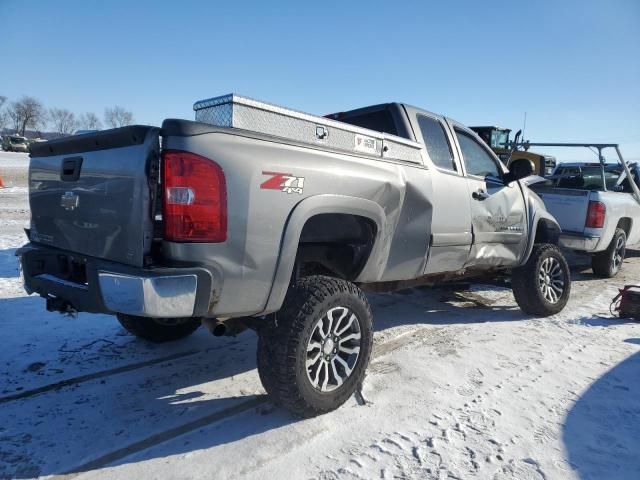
[[0, 349, 202, 404], [53, 395, 268, 480]]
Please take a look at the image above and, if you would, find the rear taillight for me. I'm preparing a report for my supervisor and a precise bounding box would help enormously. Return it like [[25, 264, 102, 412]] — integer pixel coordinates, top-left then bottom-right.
[[585, 200, 606, 228], [162, 150, 227, 242]]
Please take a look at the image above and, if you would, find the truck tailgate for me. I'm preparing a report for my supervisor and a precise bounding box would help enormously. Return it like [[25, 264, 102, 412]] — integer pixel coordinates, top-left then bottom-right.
[[532, 187, 590, 234], [28, 126, 160, 267]]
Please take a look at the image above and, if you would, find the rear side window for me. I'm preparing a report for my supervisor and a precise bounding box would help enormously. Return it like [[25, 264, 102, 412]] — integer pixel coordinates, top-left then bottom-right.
[[455, 129, 501, 179], [417, 115, 456, 171], [331, 109, 398, 136]]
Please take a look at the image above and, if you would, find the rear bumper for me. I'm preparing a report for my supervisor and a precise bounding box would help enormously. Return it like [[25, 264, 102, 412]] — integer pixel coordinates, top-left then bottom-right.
[[17, 243, 217, 318], [558, 232, 600, 251]]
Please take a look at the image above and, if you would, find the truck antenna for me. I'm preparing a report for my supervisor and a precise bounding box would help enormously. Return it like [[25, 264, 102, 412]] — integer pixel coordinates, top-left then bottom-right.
[[522, 112, 527, 142]]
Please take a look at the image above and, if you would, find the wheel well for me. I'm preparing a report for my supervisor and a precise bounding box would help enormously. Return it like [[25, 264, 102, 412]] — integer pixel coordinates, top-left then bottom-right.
[[296, 213, 377, 281], [534, 218, 560, 245], [617, 217, 632, 237]]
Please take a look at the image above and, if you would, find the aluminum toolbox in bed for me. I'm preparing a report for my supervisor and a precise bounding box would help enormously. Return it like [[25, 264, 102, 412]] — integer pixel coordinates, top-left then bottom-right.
[[193, 94, 423, 164]]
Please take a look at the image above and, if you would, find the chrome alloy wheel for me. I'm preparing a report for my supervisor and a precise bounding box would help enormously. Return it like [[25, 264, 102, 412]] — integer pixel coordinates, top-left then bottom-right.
[[538, 257, 565, 304], [306, 306, 362, 392], [613, 234, 626, 271]]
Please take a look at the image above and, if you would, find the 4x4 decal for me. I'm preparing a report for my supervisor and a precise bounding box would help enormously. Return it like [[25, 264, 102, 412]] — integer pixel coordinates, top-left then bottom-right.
[[261, 171, 305, 195]]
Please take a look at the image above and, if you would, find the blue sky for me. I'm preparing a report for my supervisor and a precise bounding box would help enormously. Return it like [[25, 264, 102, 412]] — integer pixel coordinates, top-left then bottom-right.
[[1, 0, 638, 161]]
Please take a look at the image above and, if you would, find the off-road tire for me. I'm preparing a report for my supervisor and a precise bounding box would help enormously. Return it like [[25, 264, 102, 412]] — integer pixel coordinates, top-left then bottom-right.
[[116, 314, 201, 343], [512, 243, 571, 317], [592, 228, 626, 278], [257, 275, 373, 418]]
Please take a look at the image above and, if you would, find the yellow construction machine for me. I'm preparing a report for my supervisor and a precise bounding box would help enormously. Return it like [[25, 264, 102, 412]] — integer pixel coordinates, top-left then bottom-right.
[[470, 126, 556, 176]]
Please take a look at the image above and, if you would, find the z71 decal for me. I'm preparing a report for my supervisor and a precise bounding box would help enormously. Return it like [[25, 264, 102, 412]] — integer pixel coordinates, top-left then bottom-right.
[[261, 171, 305, 195]]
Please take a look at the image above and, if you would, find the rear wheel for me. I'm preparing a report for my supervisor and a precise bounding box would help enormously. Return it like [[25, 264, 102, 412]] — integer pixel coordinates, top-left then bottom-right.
[[116, 314, 201, 343], [512, 243, 571, 317], [257, 275, 373, 417], [592, 228, 626, 278]]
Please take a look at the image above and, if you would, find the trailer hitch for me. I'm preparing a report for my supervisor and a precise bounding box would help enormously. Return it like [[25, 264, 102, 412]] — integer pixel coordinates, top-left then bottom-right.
[[46, 296, 78, 317]]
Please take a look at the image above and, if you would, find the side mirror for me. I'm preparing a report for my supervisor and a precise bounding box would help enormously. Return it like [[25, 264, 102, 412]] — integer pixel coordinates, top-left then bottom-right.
[[505, 158, 535, 183], [513, 129, 522, 145]]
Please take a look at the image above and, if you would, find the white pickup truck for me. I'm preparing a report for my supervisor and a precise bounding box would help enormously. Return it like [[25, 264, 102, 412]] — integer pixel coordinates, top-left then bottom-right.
[[529, 145, 640, 277]]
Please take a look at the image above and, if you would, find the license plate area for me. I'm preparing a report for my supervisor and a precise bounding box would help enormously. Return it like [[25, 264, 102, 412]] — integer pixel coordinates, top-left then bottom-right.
[[31, 251, 88, 286]]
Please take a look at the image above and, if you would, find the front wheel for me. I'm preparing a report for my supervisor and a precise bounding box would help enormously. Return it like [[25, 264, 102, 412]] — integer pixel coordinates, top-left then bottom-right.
[[257, 275, 373, 418], [592, 228, 626, 278], [116, 314, 201, 343], [512, 243, 571, 317]]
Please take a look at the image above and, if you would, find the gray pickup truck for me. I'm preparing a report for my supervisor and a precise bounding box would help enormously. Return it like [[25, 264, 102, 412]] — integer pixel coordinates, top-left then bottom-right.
[[18, 94, 571, 416]]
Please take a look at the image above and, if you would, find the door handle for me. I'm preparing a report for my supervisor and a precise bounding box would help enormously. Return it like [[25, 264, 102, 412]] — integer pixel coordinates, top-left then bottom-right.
[[472, 189, 490, 201], [60, 156, 83, 182]]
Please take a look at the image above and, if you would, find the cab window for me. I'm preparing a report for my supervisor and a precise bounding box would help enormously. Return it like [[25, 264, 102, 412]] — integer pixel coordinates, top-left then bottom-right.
[[417, 115, 456, 171], [455, 129, 501, 179]]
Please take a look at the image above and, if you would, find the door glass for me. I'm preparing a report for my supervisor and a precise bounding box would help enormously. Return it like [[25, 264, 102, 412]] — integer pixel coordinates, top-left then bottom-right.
[[455, 129, 501, 180], [417, 115, 456, 171]]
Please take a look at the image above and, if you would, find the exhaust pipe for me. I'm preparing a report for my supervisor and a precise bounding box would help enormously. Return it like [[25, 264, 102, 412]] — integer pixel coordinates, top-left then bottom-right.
[[202, 317, 248, 337], [212, 322, 228, 337]]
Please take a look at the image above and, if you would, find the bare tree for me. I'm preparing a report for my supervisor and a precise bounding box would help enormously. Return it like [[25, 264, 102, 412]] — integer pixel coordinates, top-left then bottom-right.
[[104, 106, 134, 128], [78, 112, 102, 130], [0, 96, 7, 132], [49, 108, 78, 136], [8, 96, 46, 136]]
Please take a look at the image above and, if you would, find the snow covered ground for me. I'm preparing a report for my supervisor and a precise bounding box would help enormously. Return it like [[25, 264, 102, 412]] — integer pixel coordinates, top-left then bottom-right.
[[0, 155, 639, 479], [0, 152, 30, 170], [0, 152, 29, 189]]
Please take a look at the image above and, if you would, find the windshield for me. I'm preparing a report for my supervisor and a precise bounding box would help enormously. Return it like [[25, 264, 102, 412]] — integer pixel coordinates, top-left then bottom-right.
[[490, 130, 510, 149], [10, 137, 26, 144]]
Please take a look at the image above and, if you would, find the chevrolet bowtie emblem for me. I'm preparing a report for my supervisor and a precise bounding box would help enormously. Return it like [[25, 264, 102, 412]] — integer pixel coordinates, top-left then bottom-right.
[[61, 191, 79, 211]]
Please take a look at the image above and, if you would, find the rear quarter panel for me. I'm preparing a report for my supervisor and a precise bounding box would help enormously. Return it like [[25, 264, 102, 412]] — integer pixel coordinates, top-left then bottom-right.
[[163, 130, 433, 316]]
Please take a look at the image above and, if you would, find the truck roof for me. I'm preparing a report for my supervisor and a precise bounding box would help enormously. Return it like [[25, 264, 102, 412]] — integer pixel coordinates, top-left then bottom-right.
[[469, 125, 510, 131], [326, 102, 445, 142]]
